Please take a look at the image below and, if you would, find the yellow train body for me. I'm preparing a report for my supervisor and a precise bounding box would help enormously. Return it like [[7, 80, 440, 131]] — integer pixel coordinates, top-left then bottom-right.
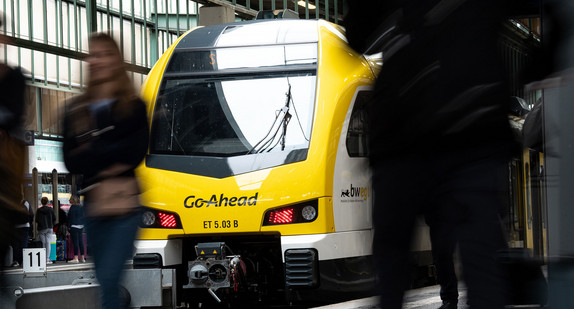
[[134, 19, 384, 305], [137, 21, 374, 238]]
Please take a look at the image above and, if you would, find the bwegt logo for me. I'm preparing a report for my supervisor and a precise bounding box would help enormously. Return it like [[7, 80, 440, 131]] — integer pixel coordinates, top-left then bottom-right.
[[184, 193, 259, 208], [341, 184, 369, 200]]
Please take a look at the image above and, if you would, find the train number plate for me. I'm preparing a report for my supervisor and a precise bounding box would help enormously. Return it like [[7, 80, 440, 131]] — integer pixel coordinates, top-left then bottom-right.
[[203, 220, 239, 229]]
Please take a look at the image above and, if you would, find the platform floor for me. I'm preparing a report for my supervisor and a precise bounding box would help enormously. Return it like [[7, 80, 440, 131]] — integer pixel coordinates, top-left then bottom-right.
[[312, 284, 468, 309], [313, 284, 546, 309]]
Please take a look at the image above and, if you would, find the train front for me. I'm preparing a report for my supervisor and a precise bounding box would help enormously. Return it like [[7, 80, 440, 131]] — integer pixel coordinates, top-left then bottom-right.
[[135, 19, 377, 306]]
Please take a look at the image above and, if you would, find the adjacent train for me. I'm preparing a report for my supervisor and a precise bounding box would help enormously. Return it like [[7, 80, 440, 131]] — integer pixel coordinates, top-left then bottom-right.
[[507, 102, 547, 260], [132, 18, 433, 307]]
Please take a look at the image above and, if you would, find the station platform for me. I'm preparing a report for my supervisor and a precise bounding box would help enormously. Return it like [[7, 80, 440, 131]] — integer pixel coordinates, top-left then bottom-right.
[[312, 285, 467, 309], [1, 259, 100, 309], [2, 258, 94, 273], [313, 284, 546, 309], [2, 261, 545, 309]]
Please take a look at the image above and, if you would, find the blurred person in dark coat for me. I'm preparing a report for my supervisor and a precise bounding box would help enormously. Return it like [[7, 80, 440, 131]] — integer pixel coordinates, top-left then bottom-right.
[[344, 1, 513, 308], [424, 210, 460, 308], [63, 32, 149, 309], [11, 198, 34, 267], [0, 16, 29, 278]]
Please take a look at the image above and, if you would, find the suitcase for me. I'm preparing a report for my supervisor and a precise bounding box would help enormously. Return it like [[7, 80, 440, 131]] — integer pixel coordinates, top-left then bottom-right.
[[56, 240, 66, 261], [49, 233, 57, 261], [66, 234, 75, 260], [83, 232, 88, 256]]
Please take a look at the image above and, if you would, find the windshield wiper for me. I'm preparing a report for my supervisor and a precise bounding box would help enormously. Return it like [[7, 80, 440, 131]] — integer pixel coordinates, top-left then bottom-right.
[[271, 84, 292, 152], [280, 85, 292, 150], [246, 84, 292, 154]]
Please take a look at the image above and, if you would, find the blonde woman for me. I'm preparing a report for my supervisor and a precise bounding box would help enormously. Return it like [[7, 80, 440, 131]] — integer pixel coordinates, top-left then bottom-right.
[[66, 195, 85, 263], [63, 33, 149, 309]]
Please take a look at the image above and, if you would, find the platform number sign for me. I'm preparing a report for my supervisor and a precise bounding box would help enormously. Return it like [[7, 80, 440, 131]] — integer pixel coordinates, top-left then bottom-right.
[[23, 248, 47, 276]]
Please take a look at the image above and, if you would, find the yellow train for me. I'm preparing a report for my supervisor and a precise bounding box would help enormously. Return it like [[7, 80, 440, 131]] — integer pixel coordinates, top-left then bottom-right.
[[130, 16, 547, 308], [133, 18, 410, 306]]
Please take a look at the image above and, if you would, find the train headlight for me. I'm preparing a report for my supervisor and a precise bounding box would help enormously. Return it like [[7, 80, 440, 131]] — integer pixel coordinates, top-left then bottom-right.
[[142, 211, 156, 227], [140, 207, 183, 229], [301, 205, 317, 221], [263, 200, 318, 226]]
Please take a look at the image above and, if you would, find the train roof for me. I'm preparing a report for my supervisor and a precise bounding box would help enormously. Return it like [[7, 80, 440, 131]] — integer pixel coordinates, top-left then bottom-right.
[[174, 19, 345, 50]]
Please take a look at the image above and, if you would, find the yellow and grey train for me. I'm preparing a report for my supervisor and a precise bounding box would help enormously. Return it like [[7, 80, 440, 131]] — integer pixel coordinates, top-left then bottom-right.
[[131, 17, 547, 307], [133, 18, 415, 306]]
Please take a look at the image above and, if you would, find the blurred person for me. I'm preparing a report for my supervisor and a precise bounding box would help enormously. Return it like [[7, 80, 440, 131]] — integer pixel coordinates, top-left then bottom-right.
[[67, 195, 85, 263], [0, 16, 29, 276], [425, 212, 459, 309], [344, 1, 514, 308], [11, 197, 34, 267], [36, 196, 56, 264], [55, 199, 68, 240], [62, 32, 149, 309]]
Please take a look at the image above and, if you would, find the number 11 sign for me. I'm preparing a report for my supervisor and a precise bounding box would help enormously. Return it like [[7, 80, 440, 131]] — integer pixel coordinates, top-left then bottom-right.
[[23, 248, 47, 276]]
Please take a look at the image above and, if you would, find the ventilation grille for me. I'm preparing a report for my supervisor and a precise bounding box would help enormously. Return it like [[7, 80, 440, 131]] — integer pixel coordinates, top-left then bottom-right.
[[285, 249, 318, 288]]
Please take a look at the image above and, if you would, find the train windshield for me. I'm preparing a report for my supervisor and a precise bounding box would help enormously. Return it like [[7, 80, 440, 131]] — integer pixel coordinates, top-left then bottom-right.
[[151, 43, 317, 158]]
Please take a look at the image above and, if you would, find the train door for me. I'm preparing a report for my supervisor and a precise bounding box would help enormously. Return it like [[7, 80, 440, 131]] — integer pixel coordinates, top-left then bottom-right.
[[506, 148, 547, 259], [332, 88, 373, 232], [507, 158, 525, 248], [522, 149, 534, 251], [529, 150, 547, 259], [522, 148, 548, 259]]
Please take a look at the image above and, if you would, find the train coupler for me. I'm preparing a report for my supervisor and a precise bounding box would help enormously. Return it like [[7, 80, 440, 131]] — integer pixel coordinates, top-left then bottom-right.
[[183, 242, 245, 302]]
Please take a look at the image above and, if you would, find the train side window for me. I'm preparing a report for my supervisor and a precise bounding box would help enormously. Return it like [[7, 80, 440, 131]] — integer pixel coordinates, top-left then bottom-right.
[[346, 91, 371, 157]]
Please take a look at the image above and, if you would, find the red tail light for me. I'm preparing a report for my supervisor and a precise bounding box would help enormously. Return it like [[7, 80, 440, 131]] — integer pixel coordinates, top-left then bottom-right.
[[268, 207, 294, 224], [263, 200, 318, 226], [141, 207, 182, 229], [159, 212, 177, 228]]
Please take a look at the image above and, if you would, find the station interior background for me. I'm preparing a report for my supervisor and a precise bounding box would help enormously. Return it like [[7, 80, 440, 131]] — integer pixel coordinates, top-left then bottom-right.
[[0, 0, 542, 241]]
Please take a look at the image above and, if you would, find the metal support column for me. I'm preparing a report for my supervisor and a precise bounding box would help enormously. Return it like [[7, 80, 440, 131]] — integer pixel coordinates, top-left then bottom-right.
[[150, 0, 159, 64], [51, 169, 59, 223], [87, 0, 98, 33], [32, 168, 39, 240]]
